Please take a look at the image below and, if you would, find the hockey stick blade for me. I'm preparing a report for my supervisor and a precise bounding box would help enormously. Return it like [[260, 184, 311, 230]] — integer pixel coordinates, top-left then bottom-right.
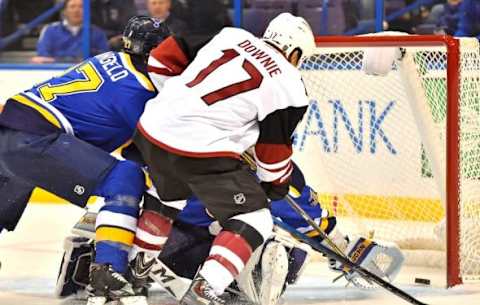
[[273, 219, 428, 305]]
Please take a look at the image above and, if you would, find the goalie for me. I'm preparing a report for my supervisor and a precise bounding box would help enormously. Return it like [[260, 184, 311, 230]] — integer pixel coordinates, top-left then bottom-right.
[[55, 162, 404, 305]]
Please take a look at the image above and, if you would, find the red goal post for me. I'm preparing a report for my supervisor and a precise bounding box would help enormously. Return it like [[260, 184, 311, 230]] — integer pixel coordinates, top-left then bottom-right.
[[295, 35, 478, 287]]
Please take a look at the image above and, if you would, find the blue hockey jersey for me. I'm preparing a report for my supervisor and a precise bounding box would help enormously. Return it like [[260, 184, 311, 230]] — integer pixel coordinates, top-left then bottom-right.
[[0, 51, 156, 152]]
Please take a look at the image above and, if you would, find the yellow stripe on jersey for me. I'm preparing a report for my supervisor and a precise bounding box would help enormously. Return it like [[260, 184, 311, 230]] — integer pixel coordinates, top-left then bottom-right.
[[120, 53, 155, 92], [96, 226, 135, 246], [11, 94, 62, 129]]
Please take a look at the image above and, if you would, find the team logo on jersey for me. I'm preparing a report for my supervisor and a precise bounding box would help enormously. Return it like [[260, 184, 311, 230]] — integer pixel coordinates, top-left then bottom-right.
[[74, 185, 85, 196], [233, 193, 246, 205]]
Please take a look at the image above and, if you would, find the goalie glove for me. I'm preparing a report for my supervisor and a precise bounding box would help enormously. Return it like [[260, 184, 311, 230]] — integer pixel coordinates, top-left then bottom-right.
[[329, 236, 405, 289], [362, 31, 408, 76], [261, 181, 290, 201]]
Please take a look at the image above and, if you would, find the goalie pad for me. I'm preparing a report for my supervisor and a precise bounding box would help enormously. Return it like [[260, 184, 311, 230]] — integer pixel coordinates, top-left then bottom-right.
[[258, 240, 289, 305], [71, 211, 97, 239], [55, 236, 93, 298], [236, 231, 312, 305], [331, 237, 405, 288]]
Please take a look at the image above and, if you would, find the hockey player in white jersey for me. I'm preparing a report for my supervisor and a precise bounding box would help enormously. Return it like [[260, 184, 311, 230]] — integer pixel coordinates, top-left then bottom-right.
[[130, 12, 315, 305], [56, 161, 405, 305]]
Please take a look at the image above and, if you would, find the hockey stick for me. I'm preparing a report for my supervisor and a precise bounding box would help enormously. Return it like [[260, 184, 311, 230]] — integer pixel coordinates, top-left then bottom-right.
[[241, 152, 427, 305], [241, 152, 347, 255], [273, 219, 427, 305], [149, 257, 191, 300]]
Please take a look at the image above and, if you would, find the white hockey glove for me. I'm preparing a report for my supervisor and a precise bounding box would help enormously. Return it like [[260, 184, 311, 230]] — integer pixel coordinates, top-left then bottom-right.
[[329, 236, 405, 289]]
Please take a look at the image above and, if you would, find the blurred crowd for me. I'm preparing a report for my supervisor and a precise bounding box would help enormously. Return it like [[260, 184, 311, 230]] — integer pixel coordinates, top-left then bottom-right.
[[0, 0, 232, 63], [0, 0, 479, 64]]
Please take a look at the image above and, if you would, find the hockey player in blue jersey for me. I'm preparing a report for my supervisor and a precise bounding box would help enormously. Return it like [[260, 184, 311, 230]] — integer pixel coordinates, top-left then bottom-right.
[[0, 16, 171, 305], [56, 162, 405, 305]]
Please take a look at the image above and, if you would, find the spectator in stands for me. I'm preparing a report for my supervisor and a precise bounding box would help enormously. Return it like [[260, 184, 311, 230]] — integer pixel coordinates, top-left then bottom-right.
[[147, 0, 187, 35], [436, 0, 462, 35], [385, 0, 415, 33], [172, 0, 231, 38], [455, 0, 480, 39], [32, 0, 109, 64], [91, 0, 137, 50]]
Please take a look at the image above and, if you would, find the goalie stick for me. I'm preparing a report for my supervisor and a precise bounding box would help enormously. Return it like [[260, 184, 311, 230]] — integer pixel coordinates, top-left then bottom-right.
[[241, 152, 427, 305], [149, 257, 191, 300]]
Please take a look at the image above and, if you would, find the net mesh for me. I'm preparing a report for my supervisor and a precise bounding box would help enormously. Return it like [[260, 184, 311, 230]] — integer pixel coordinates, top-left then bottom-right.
[[296, 37, 480, 283]]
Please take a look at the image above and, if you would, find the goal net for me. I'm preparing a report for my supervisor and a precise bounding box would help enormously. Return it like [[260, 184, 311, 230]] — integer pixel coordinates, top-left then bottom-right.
[[296, 35, 480, 287]]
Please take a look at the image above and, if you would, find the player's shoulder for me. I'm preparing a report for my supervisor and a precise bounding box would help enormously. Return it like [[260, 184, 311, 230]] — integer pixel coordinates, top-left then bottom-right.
[[218, 27, 254, 36], [45, 21, 63, 30], [39, 21, 62, 38], [93, 51, 156, 92], [213, 27, 257, 43]]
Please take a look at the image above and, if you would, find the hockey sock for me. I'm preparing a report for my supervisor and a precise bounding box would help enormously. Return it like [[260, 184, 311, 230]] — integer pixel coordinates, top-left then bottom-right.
[[94, 160, 144, 274], [200, 208, 273, 294], [130, 209, 173, 260], [95, 196, 139, 274]]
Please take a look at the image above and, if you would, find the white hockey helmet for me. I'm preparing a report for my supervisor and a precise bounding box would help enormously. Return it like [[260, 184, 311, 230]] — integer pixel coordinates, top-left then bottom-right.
[[262, 13, 316, 66]]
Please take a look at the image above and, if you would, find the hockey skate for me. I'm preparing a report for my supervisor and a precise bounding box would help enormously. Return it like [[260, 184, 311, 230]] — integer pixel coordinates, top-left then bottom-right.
[[87, 263, 147, 305], [128, 252, 156, 296], [180, 273, 226, 305]]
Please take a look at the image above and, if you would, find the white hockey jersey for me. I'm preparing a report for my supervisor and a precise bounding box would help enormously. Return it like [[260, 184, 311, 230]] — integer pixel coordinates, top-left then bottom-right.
[[139, 27, 309, 184]]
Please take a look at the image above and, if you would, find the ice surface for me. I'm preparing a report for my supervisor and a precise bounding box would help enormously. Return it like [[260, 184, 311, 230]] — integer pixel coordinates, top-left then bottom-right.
[[1, 204, 479, 305]]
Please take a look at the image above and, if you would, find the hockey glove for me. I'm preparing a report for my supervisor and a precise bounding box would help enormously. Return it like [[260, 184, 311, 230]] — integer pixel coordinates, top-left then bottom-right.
[[261, 182, 289, 201]]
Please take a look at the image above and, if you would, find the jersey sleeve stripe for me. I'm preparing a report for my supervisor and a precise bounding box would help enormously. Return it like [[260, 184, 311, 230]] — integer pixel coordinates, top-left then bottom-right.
[[11, 93, 74, 135], [24, 92, 74, 135], [147, 56, 169, 70], [256, 160, 293, 183], [147, 65, 178, 76], [120, 53, 155, 92], [11, 94, 62, 129]]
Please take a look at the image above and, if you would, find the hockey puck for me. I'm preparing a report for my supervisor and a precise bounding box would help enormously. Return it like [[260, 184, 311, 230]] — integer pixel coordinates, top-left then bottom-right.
[[414, 278, 431, 285]]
